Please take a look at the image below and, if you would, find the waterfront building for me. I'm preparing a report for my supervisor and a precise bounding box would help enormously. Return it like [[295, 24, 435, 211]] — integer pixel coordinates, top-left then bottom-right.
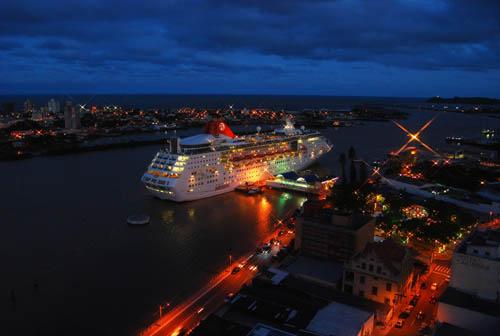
[[295, 200, 375, 263], [48, 98, 61, 114], [342, 239, 414, 311], [64, 101, 81, 129]]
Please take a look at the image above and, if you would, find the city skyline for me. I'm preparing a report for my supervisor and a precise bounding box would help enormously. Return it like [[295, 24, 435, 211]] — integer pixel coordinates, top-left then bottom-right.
[[1, 0, 500, 97]]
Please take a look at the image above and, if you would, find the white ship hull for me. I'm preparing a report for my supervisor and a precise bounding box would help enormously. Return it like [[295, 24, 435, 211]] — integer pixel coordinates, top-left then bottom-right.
[[141, 120, 331, 202]]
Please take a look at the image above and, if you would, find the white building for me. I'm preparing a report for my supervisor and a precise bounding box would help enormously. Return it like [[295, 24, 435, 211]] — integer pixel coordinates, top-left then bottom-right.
[[437, 225, 500, 333], [48, 98, 61, 114], [343, 239, 414, 314], [450, 227, 500, 301]]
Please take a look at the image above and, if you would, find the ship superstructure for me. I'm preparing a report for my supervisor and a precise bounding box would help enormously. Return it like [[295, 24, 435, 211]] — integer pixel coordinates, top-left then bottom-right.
[[141, 120, 332, 201]]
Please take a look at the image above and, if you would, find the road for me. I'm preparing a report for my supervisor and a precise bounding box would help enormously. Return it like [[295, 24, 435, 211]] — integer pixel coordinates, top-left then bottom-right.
[[140, 227, 294, 336], [385, 261, 450, 336]]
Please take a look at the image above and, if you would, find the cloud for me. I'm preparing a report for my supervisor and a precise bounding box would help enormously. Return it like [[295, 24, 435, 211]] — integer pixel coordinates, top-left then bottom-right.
[[0, 0, 499, 94]]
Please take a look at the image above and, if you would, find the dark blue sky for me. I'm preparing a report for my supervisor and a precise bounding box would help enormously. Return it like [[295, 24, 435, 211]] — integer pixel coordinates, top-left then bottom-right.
[[1, 0, 500, 97]]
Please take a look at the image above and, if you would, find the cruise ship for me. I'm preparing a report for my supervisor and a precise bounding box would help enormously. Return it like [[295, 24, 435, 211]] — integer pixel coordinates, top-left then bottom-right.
[[141, 119, 332, 201]]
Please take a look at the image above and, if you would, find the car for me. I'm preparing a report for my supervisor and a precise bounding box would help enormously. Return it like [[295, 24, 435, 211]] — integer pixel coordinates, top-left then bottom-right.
[[404, 306, 413, 314], [224, 293, 234, 302], [430, 282, 438, 291], [395, 319, 404, 328], [420, 282, 427, 289], [410, 296, 419, 307], [398, 311, 410, 319], [417, 310, 425, 320], [196, 307, 204, 314], [430, 294, 437, 304], [278, 230, 285, 237], [231, 266, 241, 274]]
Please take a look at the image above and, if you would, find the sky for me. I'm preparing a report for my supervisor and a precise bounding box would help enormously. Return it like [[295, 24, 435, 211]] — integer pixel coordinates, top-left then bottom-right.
[[1, 0, 500, 97]]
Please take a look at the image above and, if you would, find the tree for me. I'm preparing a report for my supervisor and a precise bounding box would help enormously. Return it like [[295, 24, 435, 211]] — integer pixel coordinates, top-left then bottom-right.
[[350, 159, 357, 185], [359, 161, 368, 185], [348, 146, 356, 160], [339, 153, 346, 184]]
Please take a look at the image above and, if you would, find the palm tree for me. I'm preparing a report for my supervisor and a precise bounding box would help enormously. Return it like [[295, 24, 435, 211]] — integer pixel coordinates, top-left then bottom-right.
[[350, 159, 357, 185], [348, 146, 356, 160], [360, 161, 368, 185], [339, 153, 346, 184]]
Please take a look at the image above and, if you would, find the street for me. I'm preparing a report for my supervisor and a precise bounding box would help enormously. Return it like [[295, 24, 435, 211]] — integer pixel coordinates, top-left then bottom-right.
[[384, 261, 450, 336], [140, 226, 294, 336]]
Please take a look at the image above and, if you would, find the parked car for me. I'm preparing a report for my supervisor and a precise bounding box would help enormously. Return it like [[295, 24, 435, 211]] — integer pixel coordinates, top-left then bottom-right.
[[410, 296, 419, 307], [231, 266, 241, 275], [404, 305, 413, 314], [399, 311, 410, 319], [420, 282, 427, 289], [395, 319, 404, 328], [430, 294, 437, 304], [430, 282, 438, 291], [224, 293, 234, 302], [417, 311, 425, 320]]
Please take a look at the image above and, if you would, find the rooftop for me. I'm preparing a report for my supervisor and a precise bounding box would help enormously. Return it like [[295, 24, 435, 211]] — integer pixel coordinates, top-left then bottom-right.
[[306, 302, 373, 336], [439, 287, 500, 317], [456, 226, 500, 260], [190, 314, 250, 336], [247, 324, 296, 336], [301, 200, 373, 230], [285, 256, 343, 286], [434, 323, 475, 336], [355, 238, 409, 276]]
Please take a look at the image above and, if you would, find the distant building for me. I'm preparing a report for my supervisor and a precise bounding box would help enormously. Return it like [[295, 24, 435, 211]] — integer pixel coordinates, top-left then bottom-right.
[[64, 101, 81, 129], [48, 98, 61, 114], [295, 200, 375, 262], [23, 99, 34, 114], [342, 239, 414, 310], [31, 107, 49, 121], [436, 225, 500, 333]]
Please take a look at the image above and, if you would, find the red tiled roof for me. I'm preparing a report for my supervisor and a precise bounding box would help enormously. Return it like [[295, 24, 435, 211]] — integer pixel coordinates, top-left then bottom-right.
[[362, 238, 407, 275]]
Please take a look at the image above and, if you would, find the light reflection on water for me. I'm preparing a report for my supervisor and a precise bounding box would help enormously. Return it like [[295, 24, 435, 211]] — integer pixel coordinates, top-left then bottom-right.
[[0, 109, 497, 335]]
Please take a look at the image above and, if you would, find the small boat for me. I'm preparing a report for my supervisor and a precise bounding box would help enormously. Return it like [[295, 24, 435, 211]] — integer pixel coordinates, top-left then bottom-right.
[[247, 187, 262, 195], [127, 214, 150, 225]]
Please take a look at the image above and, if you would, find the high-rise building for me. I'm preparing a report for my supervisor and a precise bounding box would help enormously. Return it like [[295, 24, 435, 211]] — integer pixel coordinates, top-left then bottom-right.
[[24, 99, 34, 114], [64, 101, 81, 129], [48, 99, 61, 114], [295, 200, 375, 262]]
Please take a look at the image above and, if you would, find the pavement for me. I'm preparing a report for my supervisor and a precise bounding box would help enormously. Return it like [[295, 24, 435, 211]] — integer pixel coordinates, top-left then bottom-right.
[[140, 227, 294, 336]]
